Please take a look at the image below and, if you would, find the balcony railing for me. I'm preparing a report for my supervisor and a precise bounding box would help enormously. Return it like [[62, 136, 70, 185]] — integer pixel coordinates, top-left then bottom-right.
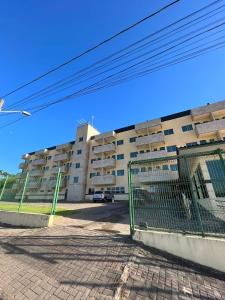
[[30, 169, 43, 177], [191, 100, 225, 120], [19, 162, 28, 169], [92, 175, 116, 185], [92, 158, 116, 169], [195, 119, 225, 137], [135, 170, 179, 183], [53, 153, 70, 162], [135, 118, 162, 134], [51, 166, 68, 174], [93, 143, 116, 155], [56, 143, 73, 151], [136, 150, 168, 160], [27, 182, 41, 189], [94, 131, 116, 143], [136, 132, 165, 147], [32, 159, 46, 166]]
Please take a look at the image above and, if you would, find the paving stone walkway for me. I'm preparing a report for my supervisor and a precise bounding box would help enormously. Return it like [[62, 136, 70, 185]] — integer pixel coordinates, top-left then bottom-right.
[[0, 224, 225, 300]]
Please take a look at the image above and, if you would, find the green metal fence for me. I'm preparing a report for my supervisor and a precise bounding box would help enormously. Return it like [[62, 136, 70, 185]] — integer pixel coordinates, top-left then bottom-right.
[[0, 168, 62, 215], [128, 149, 225, 237]]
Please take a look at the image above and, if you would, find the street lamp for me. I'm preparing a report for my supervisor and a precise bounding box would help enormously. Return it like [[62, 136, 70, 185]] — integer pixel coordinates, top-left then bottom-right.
[[0, 99, 31, 117]]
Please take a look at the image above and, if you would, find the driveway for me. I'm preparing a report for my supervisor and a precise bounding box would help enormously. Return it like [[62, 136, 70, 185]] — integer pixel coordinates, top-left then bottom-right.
[[0, 201, 225, 299]]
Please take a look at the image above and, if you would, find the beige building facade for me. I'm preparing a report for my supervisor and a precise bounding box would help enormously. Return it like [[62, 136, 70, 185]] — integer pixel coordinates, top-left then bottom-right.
[[19, 100, 225, 201]]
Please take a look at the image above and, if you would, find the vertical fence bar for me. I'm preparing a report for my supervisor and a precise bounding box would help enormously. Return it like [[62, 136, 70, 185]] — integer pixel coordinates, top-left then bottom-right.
[[51, 168, 61, 215], [128, 162, 135, 235], [18, 172, 29, 212], [0, 175, 9, 201], [183, 156, 204, 236]]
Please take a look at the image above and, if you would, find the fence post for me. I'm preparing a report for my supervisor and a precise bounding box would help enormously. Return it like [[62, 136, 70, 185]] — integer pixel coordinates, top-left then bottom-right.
[[0, 175, 9, 201], [183, 157, 204, 236], [18, 172, 29, 212], [128, 162, 135, 235], [51, 168, 61, 215]]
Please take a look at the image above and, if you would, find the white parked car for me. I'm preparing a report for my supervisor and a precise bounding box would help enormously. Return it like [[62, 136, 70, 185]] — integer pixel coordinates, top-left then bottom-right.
[[93, 191, 114, 202]]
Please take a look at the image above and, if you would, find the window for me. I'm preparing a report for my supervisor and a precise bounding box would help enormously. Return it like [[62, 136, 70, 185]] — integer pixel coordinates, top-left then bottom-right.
[[167, 145, 176, 152], [200, 140, 207, 145], [77, 149, 82, 155], [88, 188, 95, 195], [141, 167, 146, 172], [210, 139, 215, 142], [162, 165, 169, 170], [73, 177, 79, 183], [131, 168, 139, 175], [117, 140, 124, 146], [111, 170, 115, 175], [75, 163, 80, 168], [117, 154, 124, 160], [182, 124, 193, 132], [130, 152, 138, 158], [117, 169, 124, 176], [186, 142, 198, 147], [47, 156, 52, 160], [112, 155, 115, 159], [170, 164, 178, 171], [91, 159, 96, 164], [164, 129, 174, 135], [129, 137, 136, 143], [160, 146, 165, 150], [90, 173, 95, 178], [79, 137, 84, 142], [139, 150, 144, 154]]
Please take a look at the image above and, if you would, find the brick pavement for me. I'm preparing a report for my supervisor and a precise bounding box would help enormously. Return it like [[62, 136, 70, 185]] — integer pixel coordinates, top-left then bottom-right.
[[0, 225, 225, 299]]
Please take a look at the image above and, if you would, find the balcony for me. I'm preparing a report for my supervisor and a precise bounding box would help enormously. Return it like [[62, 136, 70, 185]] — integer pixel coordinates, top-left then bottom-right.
[[93, 158, 116, 169], [35, 149, 48, 156], [19, 162, 28, 169], [27, 182, 41, 189], [93, 143, 116, 155], [135, 118, 162, 134], [136, 132, 165, 147], [53, 153, 70, 162], [94, 131, 116, 143], [195, 119, 225, 137], [135, 170, 179, 183], [51, 166, 68, 174], [32, 159, 46, 166], [56, 142, 73, 152], [92, 175, 116, 185], [136, 150, 168, 160], [30, 169, 43, 177], [191, 100, 225, 121]]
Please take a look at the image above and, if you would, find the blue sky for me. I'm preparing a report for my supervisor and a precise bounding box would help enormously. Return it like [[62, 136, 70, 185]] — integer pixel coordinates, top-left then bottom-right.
[[0, 0, 225, 173]]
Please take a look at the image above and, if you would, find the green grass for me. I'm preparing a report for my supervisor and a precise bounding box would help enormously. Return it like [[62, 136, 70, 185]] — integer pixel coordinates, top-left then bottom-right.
[[0, 202, 76, 216]]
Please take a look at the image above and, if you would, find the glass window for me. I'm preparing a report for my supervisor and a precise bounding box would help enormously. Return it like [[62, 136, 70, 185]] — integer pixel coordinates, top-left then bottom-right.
[[47, 156, 52, 160], [200, 140, 207, 145], [131, 168, 139, 174], [160, 146, 165, 150], [182, 124, 193, 132], [129, 137, 136, 143], [167, 145, 176, 152], [164, 129, 174, 135], [117, 170, 124, 176], [162, 165, 169, 170], [112, 170, 115, 175], [170, 164, 178, 171], [79, 137, 84, 142], [77, 149, 82, 155], [117, 140, 124, 146], [75, 163, 80, 168], [73, 177, 79, 183], [117, 154, 124, 160], [130, 152, 138, 158], [186, 142, 198, 147], [90, 173, 95, 178], [141, 167, 146, 172]]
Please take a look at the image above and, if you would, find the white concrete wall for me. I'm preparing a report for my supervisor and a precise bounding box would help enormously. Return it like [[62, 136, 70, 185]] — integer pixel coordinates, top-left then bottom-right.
[[133, 229, 225, 273], [0, 211, 53, 228]]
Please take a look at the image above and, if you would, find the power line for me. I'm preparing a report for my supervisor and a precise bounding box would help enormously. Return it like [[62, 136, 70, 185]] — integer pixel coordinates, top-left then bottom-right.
[[1, 0, 180, 99], [5, 0, 224, 111]]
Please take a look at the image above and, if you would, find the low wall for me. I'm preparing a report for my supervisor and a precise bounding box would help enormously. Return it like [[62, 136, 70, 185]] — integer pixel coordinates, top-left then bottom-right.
[[85, 194, 129, 201], [133, 229, 225, 273], [0, 211, 54, 228]]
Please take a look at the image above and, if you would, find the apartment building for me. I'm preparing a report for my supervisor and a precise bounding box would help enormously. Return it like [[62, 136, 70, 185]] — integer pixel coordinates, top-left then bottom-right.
[[19, 99, 225, 201]]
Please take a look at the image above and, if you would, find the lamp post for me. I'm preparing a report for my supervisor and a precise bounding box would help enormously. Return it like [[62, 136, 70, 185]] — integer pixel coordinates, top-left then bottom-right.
[[0, 99, 31, 117]]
